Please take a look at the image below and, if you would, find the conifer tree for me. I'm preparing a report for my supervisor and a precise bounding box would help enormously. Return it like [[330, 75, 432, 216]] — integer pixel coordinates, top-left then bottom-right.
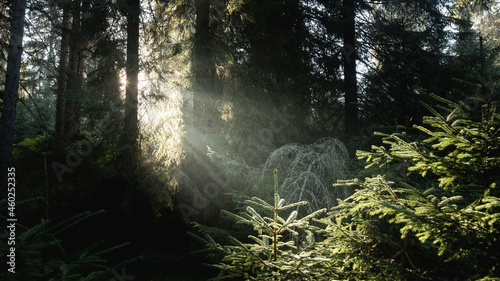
[[0, 0, 26, 188], [121, 0, 140, 171], [55, 3, 70, 136], [343, 0, 358, 139], [361, 0, 459, 129], [320, 92, 500, 280], [193, 170, 328, 280], [263, 138, 349, 214]]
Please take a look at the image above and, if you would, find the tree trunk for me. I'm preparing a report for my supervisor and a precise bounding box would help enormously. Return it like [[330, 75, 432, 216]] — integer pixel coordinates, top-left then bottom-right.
[[64, 1, 82, 140], [62, 0, 90, 140], [0, 0, 26, 186], [343, 0, 358, 140], [55, 5, 70, 135], [122, 0, 140, 170], [192, 0, 217, 127]]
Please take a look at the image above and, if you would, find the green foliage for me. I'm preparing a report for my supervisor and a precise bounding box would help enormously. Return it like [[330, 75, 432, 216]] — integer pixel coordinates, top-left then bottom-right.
[[0, 199, 137, 281], [360, 0, 486, 130], [194, 170, 328, 280], [13, 134, 52, 161], [321, 93, 500, 280], [196, 92, 500, 280], [262, 138, 350, 214]]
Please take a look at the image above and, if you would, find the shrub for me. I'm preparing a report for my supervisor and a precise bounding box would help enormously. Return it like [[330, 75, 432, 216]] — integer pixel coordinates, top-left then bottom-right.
[[262, 138, 349, 214]]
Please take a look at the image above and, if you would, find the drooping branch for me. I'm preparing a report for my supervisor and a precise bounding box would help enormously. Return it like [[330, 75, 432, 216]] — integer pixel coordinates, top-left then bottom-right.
[[263, 138, 349, 213]]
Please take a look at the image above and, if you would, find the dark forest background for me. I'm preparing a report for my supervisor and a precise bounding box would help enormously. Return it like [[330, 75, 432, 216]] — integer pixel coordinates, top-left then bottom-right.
[[1, 0, 499, 280]]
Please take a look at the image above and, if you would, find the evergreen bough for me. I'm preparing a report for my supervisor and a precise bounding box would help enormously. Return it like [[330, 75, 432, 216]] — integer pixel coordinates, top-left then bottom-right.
[[263, 138, 349, 214], [320, 93, 500, 280], [197, 93, 499, 280], [0, 199, 137, 281], [194, 169, 328, 280]]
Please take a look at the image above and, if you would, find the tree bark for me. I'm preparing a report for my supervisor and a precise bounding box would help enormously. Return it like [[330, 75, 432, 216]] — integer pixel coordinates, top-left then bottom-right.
[[192, 0, 217, 126], [122, 0, 140, 170], [55, 5, 71, 135], [64, 1, 82, 140], [62, 0, 90, 140], [0, 0, 26, 187], [343, 0, 359, 139]]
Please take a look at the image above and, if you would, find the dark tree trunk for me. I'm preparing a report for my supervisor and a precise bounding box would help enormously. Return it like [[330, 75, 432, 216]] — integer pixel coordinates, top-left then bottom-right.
[[64, 1, 82, 140], [55, 5, 70, 135], [192, 0, 217, 126], [343, 0, 358, 139], [62, 0, 89, 140], [0, 0, 26, 187], [122, 0, 140, 170]]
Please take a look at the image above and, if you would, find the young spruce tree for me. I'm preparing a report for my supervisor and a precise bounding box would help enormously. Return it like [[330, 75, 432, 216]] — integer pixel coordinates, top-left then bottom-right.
[[320, 92, 500, 280], [194, 169, 329, 280]]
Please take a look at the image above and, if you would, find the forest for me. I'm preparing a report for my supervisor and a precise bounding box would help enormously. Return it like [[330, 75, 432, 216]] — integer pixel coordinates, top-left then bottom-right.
[[0, 0, 499, 280]]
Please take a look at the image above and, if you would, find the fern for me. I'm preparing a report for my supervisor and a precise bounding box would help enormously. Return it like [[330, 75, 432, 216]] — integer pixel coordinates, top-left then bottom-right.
[[0, 198, 139, 281]]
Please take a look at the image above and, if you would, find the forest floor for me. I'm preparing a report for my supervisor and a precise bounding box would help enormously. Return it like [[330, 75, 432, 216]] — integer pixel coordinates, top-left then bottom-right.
[[131, 247, 217, 280]]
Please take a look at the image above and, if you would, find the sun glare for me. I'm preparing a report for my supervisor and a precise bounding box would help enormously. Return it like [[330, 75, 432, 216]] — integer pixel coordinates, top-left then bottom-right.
[[119, 70, 149, 93], [132, 70, 185, 168]]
